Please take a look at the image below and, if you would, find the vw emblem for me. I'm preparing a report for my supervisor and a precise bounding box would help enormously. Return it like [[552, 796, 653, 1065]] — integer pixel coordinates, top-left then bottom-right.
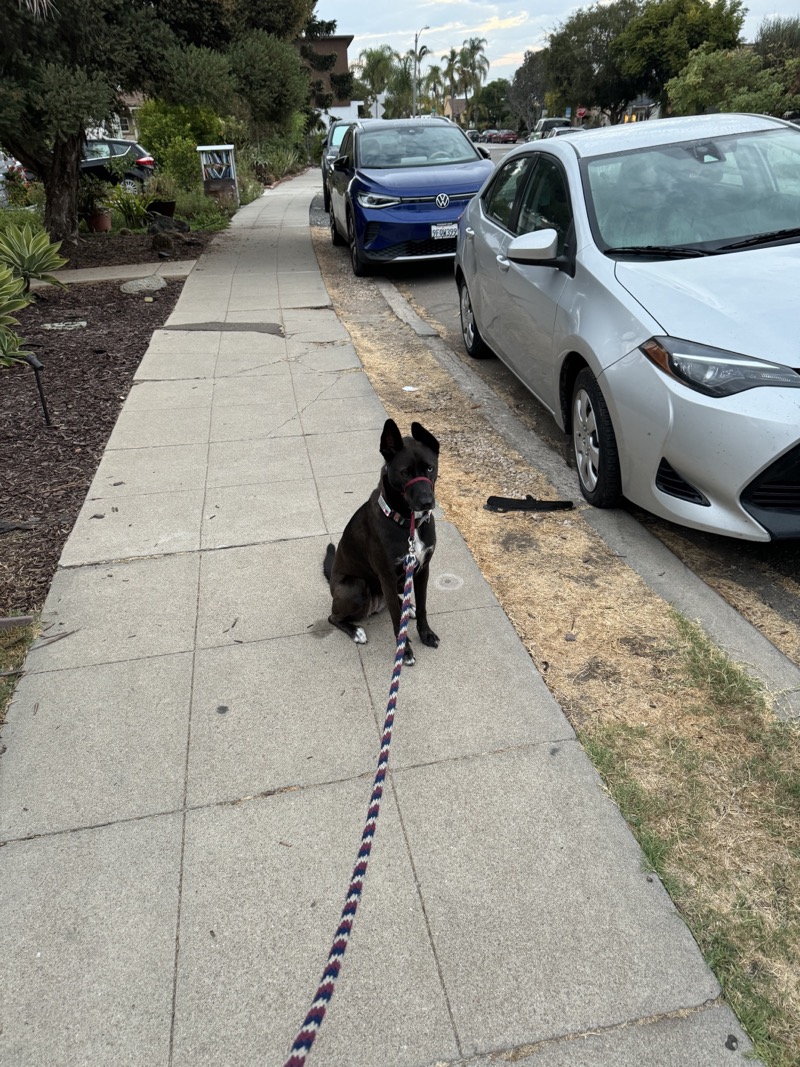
[[435, 193, 450, 209]]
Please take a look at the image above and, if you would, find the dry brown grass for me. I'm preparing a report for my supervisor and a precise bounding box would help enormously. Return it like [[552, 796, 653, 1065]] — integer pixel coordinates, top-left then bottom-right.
[[313, 227, 800, 1066]]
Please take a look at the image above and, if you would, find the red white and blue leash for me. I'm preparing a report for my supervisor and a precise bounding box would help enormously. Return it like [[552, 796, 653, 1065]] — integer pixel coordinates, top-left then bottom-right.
[[283, 516, 419, 1067]]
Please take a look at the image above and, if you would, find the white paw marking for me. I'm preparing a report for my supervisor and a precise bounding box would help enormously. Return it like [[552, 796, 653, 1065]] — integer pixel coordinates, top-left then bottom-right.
[[353, 627, 367, 644]]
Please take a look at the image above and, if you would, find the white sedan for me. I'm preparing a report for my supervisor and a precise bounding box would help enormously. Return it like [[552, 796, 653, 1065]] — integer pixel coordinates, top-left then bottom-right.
[[455, 113, 800, 541]]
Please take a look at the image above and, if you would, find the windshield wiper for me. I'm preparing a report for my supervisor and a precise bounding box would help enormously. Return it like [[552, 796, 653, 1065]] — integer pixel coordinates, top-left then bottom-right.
[[718, 227, 800, 250], [604, 245, 709, 259]]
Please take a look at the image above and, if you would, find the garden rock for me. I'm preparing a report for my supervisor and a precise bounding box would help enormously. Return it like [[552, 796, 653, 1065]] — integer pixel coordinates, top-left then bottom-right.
[[120, 276, 167, 295], [147, 213, 190, 234]]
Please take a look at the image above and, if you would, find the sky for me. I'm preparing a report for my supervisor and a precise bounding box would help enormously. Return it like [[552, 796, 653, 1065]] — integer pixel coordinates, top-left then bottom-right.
[[313, 0, 796, 83]]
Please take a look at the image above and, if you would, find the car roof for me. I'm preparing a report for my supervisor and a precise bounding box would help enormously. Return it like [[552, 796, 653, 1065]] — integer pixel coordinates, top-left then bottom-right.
[[554, 113, 789, 158], [353, 117, 452, 132]]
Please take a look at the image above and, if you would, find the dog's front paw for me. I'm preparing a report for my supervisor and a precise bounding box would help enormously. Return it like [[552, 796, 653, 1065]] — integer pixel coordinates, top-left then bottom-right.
[[402, 640, 416, 666], [353, 627, 367, 645], [418, 627, 439, 649]]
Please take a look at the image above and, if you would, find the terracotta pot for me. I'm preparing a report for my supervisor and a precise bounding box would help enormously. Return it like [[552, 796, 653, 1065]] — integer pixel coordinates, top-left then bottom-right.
[[87, 209, 112, 233]]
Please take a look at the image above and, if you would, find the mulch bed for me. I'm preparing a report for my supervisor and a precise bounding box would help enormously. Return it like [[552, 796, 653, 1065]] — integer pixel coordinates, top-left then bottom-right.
[[0, 247, 191, 616], [62, 229, 216, 269]]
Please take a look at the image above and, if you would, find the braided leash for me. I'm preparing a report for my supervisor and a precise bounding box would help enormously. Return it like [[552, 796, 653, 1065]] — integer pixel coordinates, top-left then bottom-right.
[[283, 517, 418, 1067]]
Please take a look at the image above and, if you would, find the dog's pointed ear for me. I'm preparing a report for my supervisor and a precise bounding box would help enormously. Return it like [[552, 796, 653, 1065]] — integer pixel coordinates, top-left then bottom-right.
[[411, 422, 439, 456], [380, 419, 404, 461]]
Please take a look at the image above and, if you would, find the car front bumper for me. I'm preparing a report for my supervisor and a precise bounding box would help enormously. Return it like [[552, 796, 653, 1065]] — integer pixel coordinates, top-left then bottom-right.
[[602, 350, 800, 541], [354, 201, 470, 263]]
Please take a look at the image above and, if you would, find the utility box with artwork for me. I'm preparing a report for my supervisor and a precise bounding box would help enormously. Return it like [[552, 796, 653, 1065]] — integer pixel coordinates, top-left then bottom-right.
[[196, 144, 239, 206]]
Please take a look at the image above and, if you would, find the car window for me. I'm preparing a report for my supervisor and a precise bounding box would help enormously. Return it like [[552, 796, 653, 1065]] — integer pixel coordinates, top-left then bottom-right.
[[84, 142, 111, 160], [339, 128, 354, 164], [516, 156, 572, 254], [482, 156, 532, 230], [330, 125, 347, 150], [357, 125, 477, 168]]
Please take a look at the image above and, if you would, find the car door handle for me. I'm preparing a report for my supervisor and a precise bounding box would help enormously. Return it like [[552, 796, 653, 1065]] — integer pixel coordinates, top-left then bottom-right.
[[465, 226, 475, 238], [496, 255, 510, 272]]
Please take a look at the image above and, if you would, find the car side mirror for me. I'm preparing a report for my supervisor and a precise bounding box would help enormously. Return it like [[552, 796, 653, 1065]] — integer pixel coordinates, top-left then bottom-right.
[[332, 155, 350, 171], [477, 145, 491, 160], [506, 229, 559, 263]]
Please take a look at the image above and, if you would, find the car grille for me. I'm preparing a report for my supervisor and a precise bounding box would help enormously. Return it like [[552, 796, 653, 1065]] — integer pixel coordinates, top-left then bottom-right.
[[740, 444, 800, 539], [397, 192, 476, 205], [655, 459, 709, 506], [370, 237, 457, 260], [742, 447, 800, 508]]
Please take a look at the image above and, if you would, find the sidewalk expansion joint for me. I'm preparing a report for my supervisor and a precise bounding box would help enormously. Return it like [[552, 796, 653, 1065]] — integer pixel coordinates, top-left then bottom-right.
[[475, 997, 727, 1064], [160, 321, 284, 335]]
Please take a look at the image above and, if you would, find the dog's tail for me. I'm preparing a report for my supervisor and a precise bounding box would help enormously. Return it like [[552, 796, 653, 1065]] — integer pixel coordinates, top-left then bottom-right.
[[323, 542, 336, 582]]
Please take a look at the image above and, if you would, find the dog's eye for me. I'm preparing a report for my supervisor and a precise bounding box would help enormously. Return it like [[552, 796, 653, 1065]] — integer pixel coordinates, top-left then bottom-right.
[[427, 466, 433, 473], [401, 468, 409, 478]]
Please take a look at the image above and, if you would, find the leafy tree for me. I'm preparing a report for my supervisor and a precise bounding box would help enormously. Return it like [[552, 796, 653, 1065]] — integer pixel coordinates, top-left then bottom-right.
[[547, 0, 642, 125], [0, 0, 317, 242], [383, 55, 414, 118], [754, 15, 800, 65], [474, 80, 513, 128], [616, 0, 745, 109], [667, 44, 800, 116], [509, 50, 550, 131]]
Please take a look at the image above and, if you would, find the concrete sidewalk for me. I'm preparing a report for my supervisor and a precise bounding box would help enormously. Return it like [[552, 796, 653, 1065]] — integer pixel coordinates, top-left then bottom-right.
[[0, 170, 759, 1066]]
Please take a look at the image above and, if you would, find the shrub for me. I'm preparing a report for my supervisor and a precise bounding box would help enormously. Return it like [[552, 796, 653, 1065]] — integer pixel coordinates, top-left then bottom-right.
[[174, 188, 233, 230], [137, 100, 222, 163], [0, 208, 44, 235], [161, 136, 203, 192], [105, 187, 155, 229], [0, 265, 30, 367]]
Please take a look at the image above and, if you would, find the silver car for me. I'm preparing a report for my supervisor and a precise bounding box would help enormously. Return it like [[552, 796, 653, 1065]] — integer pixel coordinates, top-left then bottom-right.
[[455, 113, 800, 541]]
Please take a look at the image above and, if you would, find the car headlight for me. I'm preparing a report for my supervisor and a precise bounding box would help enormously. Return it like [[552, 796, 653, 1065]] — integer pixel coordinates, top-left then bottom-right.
[[356, 192, 401, 209], [641, 337, 800, 397]]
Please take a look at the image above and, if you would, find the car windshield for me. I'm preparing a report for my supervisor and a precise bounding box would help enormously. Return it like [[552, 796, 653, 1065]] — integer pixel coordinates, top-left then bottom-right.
[[358, 125, 477, 168], [585, 128, 800, 251]]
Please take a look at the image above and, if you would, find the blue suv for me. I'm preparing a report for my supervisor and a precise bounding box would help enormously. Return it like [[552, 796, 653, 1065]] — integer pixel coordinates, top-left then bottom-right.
[[328, 118, 494, 276]]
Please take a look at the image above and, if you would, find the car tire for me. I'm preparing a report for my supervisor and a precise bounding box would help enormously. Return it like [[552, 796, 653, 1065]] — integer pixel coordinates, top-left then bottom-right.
[[330, 205, 345, 246], [458, 277, 491, 359], [347, 212, 370, 277], [571, 368, 622, 508]]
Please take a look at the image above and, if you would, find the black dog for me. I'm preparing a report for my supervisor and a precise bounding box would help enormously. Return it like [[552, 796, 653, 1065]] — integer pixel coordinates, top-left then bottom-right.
[[323, 419, 440, 665]]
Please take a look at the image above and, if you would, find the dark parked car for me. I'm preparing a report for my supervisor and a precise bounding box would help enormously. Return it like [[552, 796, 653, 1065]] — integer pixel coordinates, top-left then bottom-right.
[[328, 117, 494, 276], [320, 119, 351, 213], [466, 129, 480, 142], [497, 130, 519, 143], [81, 138, 155, 192], [479, 129, 498, 143]]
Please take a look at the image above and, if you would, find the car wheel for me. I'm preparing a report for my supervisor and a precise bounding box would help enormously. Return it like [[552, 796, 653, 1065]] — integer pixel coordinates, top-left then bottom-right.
[[330, 205, 345, 246], [119, 177, 141, 194], [571, 367, 622, 508], [458, 277, 491, 359], [347, 212, 370, 277]]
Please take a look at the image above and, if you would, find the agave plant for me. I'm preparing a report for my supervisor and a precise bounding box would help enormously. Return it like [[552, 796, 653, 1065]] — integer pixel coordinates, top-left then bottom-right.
[[0, 224, 68, 293], [0, 328, 34, 369], [0, 265, 31, 369]]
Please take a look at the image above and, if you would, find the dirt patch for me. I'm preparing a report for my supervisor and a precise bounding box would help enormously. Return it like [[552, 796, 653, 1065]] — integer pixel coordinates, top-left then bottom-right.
[[60, 229, 217, 270], [0, 279, 184, 616]]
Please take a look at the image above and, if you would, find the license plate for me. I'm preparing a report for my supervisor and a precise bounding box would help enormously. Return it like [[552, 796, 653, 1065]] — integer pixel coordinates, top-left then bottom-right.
[[431, 224, 458, 239]]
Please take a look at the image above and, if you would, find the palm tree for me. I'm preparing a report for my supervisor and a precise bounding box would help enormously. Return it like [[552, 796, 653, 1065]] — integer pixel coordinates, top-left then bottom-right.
[[383, 54, 414, 118], [459, 37, 490, 127], [424, 64, 445, 114], [409, 42, 430, 116], [441, 47, 461, 117], [356, 45, 398, 118]]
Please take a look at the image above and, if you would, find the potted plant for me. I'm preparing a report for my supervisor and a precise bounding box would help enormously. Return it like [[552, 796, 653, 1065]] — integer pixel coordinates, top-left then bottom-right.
[[77, 175, 113, 232], [145, 173, 177, 218]]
